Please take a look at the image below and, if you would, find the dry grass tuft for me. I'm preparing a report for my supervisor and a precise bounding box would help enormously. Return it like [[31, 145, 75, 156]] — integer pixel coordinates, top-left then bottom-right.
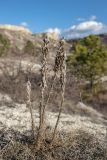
[[0, 129, 106, 160]]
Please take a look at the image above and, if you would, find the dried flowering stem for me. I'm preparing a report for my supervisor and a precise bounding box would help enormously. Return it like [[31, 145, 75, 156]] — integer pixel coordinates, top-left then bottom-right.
[[42, 39, 65, 115], [42, 73, 56, 125], [42, 39, 65, 134], [26, 80, 35, 138], [36, 37, 49, 149], [51, 39, 66, 143]]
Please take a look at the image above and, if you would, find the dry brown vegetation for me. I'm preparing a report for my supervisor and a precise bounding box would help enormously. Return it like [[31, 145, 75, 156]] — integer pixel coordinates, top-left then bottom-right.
[[0, 129, 106, 160], [0, 37, 68, 159], [0, 36, 107, 160]]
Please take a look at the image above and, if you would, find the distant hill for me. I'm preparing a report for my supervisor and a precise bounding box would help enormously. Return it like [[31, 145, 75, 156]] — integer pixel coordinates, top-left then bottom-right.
[[0, 25, 71, 64], [0, 24, 107, 58], [98, 33, 107, 48], [67, 33, 107, 47]]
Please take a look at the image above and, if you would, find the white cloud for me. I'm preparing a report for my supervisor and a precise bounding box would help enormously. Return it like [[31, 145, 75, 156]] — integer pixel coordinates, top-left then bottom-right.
[[90, 15, 97, 21], [77, 17, 85, 22], [77, 16, 97, 22], [20, 22, 28, 27], [46, 28, 61, 39], [75, 21, 103, 31], [62, 20, 107, 39], [46, 28, 61, 35]]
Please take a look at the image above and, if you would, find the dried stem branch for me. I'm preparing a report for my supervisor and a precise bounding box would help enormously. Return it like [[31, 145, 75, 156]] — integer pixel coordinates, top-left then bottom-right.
[[51, 39, 66, 144], [26, 80, 35, 138], [36, 37, 49, 149], [42, 72, 57, 122]]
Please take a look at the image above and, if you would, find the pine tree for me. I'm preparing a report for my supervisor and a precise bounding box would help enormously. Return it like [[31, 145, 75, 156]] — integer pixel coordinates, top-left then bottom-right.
[[67, 35, 107, 89]]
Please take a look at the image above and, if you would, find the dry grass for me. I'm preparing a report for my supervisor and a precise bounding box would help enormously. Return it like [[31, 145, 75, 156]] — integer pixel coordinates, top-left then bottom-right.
[[0, 128, 106, 160], [0, 62, 41, 103], [81, 81, 107, 116]]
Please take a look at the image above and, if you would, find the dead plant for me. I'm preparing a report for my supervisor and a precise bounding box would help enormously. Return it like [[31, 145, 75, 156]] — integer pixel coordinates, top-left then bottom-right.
[[26, 80, 35, 139], [51, 39, 66, 144], [36, 37, 49, 149]]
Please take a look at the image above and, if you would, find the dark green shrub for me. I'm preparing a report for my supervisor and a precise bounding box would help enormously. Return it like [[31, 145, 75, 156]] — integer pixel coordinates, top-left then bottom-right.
[[24, 40, 35, 55], [0, 34, 10, 56]]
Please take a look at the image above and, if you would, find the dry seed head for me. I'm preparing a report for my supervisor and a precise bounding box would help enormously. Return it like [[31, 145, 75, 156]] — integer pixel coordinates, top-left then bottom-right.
[[60, 70, 66, 88], [54, 39, 65, 73], [51, 39, 66, 143], [41, 37, 49, 88]]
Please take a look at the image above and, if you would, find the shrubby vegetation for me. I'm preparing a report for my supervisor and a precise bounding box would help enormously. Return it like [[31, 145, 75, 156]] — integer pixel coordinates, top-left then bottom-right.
[[24, 40, 35, 55], [67, 35, 107, 90], [0, 34, 10, 56]]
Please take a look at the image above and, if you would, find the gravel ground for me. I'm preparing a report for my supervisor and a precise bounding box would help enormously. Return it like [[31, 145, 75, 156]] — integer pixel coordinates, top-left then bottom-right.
[[0, 94, 106, 142]]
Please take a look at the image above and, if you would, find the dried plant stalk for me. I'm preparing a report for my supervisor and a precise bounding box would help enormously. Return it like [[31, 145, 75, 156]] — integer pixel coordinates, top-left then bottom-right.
[[36, 37, 49, 149], [36, 38, 66, 148], [51, 39, 66, 143], [42, 39, 66, 114], [42, 73, 57, 123], [26, 80, 35, 138]]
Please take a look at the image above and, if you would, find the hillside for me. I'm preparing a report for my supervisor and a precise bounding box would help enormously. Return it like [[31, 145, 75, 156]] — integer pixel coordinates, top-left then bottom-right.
[[0, 25, 106, 107], [99, 33, 107, 48], [0, 24, 106, 58], [0, 25, 107, 160], [0, 25, 106, 109], [0, 25, 70, 59], [67, 33, 107, 47]]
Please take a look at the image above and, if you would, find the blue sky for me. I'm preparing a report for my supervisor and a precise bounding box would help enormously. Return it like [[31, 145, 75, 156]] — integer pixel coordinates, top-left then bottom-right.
[[0, 0, 107, 38]]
